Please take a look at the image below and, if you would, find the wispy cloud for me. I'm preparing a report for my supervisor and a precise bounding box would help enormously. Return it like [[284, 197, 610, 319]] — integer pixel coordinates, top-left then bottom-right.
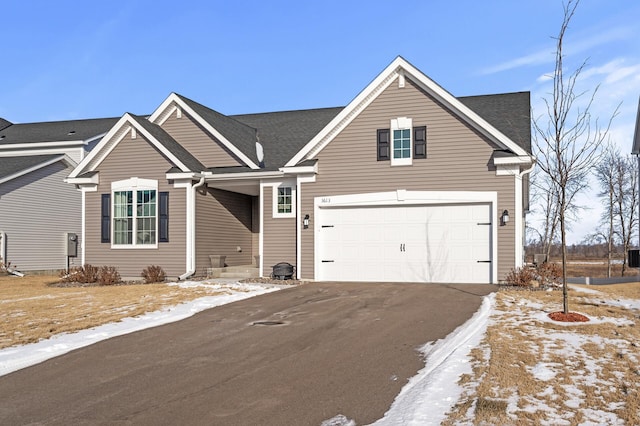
[[480, 26, 633, 75]]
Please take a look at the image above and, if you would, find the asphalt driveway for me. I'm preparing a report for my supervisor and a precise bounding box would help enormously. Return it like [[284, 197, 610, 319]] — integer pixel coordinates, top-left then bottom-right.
[[0, 282, 494, 425]]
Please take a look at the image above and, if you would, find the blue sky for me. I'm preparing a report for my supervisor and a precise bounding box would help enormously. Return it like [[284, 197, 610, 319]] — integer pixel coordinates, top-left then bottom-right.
[[3, 0, 639, 243]]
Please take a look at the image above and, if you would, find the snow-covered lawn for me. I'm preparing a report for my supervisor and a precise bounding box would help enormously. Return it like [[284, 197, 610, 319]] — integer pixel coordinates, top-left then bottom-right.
[[2, 280, 639, 425]]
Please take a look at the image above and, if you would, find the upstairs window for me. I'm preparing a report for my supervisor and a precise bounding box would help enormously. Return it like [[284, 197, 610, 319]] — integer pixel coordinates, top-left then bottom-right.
[[277, 187, 293, 214], [377, 118, 427, 164]]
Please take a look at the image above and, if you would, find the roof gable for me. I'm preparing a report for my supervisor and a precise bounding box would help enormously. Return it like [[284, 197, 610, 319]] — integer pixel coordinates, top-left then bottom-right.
[[286, 56, 531, 167], [149, 93, 260, 169], [0, 154, 75, 184], [0, 118, 11, 131], [68, 114, 204, 179]]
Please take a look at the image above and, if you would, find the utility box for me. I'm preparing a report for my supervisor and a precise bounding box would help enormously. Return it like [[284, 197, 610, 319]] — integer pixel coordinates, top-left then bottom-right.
[[66, 233, 78, 257], [629, 250, 640, 268]]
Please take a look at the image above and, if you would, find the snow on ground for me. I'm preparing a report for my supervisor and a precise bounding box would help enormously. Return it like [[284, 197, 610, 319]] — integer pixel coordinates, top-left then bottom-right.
[[2, 281, 638, 425], [0, 280, 281, 377]]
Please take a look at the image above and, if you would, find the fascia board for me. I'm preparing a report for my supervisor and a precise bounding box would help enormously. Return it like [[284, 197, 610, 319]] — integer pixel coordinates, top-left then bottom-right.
[[165, 172, 201, 180], [65, 172, 99, 185], [279, 164, 318, 174], [204, 171, 284, 181], [151, 93, 260, 170], [493, 155, 534, 166], [0, 140, 85, 150], [0, 154, 68, 185]]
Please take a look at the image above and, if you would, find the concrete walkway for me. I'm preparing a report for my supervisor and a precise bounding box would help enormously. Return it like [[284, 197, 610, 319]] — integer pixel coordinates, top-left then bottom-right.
[[0, 282, 494, 425]]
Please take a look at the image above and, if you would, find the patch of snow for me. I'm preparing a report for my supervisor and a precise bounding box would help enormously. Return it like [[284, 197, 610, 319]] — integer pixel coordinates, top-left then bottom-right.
[[370, 293, 495, 426], [529, 363, 558, 381], [321, 414, 356, 426]]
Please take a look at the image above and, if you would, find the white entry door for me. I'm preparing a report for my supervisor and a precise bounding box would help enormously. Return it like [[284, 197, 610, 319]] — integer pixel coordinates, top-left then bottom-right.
[[317, 204, 492, 283]]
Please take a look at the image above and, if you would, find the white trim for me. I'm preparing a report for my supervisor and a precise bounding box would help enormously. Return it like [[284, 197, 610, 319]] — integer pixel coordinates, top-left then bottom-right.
[[0, 154, 76, 185], [204, 170, 284, 181], [0, 140, 85, 150], [515, 173, 524, 268], [493, 155, 534, 166], [270, 180, 296, 218], [0, 146, 85, 163], [65, 172, 99, 186], [148, 93, 260, 169], [81, 190, 86, 265], [390, 117, 413, 166], [279, 163, 318, 174], [495, 164, 520, 176], [313, 190, 499, 284], [286, 56, 531, 167], [259, 182, 264, 277], [110, 178, 159, 249]]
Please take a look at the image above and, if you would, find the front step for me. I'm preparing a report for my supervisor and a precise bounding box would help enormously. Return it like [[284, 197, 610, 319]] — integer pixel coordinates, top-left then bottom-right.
[[207, 265, 259, 279]]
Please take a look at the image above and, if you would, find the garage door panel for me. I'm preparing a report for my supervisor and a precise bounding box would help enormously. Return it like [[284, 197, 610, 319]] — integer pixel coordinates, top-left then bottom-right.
[[318, 203, 492, 283]]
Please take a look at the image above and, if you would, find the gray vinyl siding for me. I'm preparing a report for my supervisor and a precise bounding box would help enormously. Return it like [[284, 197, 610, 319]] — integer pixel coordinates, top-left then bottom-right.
[[300, 77, 517, 281], [194, 188, 253, 273], [161, 110, 243, 167], [262, 186, 296, 274], [0, 161, 82, 271], [84, 132, 187, 278]]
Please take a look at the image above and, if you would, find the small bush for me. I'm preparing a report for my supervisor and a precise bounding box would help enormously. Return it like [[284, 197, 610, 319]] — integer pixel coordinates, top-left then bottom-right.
[[141, 265, 166, 284], [537, 262, 562, 286], [60, 264, 100, 283], [98, 266, 121, 285], [504, 266, 536, 287]]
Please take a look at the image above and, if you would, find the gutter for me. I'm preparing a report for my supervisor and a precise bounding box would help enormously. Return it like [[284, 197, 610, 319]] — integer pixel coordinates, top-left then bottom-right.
[[179, 176, 206, 280]]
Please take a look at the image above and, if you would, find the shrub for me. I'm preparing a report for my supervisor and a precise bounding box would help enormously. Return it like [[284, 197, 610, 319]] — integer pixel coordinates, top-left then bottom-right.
[[537, 262, 562, 286], [141, 265, 166, 284], [504, 266, 536, 287], [98, 266, 121, 285], [60, 264, 100, 283]]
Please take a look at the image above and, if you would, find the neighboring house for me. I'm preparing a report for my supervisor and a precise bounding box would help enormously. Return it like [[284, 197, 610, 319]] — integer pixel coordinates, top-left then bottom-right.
[[67, 57, 534, 283], [0, 117, 118, 272]]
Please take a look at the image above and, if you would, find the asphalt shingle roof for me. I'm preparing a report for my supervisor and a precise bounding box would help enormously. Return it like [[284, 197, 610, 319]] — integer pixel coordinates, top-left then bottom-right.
[[458, 91, 531, 153], [231, 107, 343, 168], [130, 115, 205, 173], [175, 94, 260, 166], [0, 154, 64, 182], [0, 117, 118, 145], [0, 118, 11, 131]]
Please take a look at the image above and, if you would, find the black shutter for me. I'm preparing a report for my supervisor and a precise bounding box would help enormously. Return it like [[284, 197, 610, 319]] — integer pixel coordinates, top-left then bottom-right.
[[377, 129, 390, 161], [101, 194, 110, 243], [159, 192, 169, 243], [414, 126, 427, 159]]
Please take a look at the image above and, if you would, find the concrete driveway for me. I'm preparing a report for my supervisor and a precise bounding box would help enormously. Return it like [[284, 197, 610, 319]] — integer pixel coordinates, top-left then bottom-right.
[[0, 282, 494, 425]]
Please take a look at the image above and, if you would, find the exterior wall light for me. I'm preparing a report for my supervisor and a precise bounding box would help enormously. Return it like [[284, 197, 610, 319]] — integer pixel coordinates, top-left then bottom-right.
[[303, 214, 310, 229], [501, 209, 510, 226]]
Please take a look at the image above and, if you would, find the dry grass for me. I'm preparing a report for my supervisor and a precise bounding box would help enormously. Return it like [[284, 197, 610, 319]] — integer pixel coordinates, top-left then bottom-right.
[[0, 275, 231, 349], [443, 283, 640, 425]]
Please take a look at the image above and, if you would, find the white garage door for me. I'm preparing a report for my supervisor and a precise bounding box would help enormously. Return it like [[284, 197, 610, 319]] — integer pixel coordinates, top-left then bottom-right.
[[317, 204, 492, 283]]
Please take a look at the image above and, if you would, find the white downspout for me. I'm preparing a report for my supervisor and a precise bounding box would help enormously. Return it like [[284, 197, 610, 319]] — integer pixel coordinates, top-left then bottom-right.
[[518, 162, 536, 266], [179, 176, 206, 280]]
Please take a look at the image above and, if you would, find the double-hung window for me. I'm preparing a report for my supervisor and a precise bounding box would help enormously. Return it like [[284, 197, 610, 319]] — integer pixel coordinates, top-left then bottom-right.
[[272, 181, 296, 218], [111, 178, 158, 247], [390, 117, 413, 166]]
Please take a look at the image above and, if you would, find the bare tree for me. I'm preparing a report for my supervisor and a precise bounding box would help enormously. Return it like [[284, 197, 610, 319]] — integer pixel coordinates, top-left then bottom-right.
[[533, 0, 618, 313], [594, 145, 619, 277], [614, 154, 638, 275]]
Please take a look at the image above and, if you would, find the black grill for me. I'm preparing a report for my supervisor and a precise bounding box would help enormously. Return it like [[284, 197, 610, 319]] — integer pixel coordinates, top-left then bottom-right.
[[271, 262, 295, 280]]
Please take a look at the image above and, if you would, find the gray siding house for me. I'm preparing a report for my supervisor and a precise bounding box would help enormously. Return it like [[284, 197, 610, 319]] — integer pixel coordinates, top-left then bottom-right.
[[0, 118, 117, 272], [67, 57, 534, 283]]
